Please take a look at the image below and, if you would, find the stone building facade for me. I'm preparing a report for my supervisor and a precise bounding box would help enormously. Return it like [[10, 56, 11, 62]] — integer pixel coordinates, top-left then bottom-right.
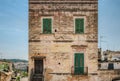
[[29, 0, 98, 81]]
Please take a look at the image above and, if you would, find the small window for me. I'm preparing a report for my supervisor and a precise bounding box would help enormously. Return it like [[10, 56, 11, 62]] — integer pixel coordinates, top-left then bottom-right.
[[42, 18, 52, 34], [75, 18, 84, 34]]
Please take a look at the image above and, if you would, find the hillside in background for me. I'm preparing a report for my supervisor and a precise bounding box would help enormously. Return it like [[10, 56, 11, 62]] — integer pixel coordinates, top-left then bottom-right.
[[2, 59, 28, 63]]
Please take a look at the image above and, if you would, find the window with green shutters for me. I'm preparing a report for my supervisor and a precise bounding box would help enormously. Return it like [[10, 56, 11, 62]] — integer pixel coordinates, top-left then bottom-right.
[[75, 18, 84, 34], [42, 18, 52, 34]]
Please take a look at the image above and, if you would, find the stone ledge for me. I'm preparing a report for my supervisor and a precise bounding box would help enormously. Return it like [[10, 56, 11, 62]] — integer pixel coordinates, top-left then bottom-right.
[[30, 0, 97, 1], [71, 45, 88, 48], [29, 40, 41, 42], [29, 9, 98, 12], [30, 53, 47, 59], [53, 40, 73, 42], [49, 73, 88, 76], [29, 1, 98, 4], [86, 40, 98, 42]]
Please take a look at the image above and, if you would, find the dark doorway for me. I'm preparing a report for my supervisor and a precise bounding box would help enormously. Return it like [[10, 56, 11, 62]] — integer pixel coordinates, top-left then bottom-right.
[[108, 63, 114, 70], [34, 59, 43, 74]]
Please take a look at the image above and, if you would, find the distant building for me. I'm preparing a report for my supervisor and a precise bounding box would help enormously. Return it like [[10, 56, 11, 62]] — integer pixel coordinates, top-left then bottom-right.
[[14, 62, 28, 71], [99, 62, 120, 70], [98, 50, 120, 71], [103, 50, 120, 61]]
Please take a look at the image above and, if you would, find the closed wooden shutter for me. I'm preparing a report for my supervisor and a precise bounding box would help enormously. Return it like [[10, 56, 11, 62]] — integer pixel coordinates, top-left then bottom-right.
[[43, 18, 52, 34], [74, 53, 84, 75], [75, 18, 84, 34]]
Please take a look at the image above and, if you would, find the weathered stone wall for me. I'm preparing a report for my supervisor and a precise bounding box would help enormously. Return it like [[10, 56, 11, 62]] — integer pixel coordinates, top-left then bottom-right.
[[29, 0, 98, 81], [98, 70, 120, 81]]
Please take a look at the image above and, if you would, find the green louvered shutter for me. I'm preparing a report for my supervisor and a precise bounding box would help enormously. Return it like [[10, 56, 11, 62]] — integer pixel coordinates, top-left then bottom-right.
[[75, 18, 84, 34], [43, 18, 52, 34], [74, 53, 84, 75]]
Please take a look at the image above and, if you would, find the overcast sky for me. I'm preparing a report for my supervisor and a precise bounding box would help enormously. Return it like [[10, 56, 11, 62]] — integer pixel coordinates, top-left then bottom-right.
[[0, 0, 120, 60]]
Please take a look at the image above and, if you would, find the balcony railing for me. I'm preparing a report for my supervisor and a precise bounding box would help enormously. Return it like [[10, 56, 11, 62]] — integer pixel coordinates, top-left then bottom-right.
[[71, 66, 88, 75]]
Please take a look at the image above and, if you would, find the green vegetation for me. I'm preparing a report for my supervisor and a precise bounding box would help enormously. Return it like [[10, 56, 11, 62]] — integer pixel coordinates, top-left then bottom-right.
[[21, 71, 28, 77], [13, 70, 28, 81], [16, 76, 20, 81], [0, 63, 9, 72]]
